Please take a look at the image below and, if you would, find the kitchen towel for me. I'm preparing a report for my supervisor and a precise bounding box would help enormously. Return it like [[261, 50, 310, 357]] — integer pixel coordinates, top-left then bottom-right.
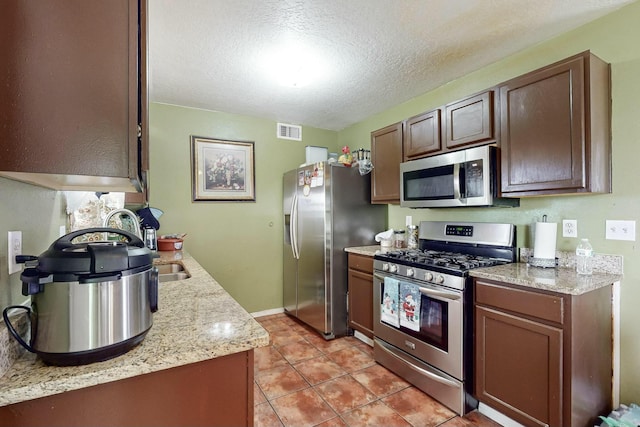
[[533, 221, 558, 260], [381, 277, 400, 327], [400, 282, 420, 332]]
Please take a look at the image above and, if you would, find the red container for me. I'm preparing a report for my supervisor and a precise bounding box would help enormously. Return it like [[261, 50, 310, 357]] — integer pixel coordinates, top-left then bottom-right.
[[157, 238, 183, 251]]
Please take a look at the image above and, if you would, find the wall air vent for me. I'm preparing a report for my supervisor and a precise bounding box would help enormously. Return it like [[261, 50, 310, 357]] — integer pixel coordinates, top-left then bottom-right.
[[277, 123, 302, 141]]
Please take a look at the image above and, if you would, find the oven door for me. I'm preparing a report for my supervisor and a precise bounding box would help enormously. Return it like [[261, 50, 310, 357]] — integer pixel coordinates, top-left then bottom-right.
[[373, 272, 463, 380]]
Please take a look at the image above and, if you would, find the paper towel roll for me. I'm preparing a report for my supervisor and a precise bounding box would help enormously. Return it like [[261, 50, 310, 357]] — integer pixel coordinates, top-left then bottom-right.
[[533, 222, 557, 260]]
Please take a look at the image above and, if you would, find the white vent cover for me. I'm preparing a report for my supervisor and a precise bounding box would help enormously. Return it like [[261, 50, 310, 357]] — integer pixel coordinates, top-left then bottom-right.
[[277, 123, 302, 141]]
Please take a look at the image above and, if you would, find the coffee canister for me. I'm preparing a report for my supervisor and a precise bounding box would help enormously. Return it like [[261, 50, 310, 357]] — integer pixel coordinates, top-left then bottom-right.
[[407, 225, 419, 249], [394, 230, 406, 249]]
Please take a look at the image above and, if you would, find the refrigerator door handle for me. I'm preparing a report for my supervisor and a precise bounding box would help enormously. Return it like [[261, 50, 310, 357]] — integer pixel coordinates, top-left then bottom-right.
[[291, 194, 299, 259]]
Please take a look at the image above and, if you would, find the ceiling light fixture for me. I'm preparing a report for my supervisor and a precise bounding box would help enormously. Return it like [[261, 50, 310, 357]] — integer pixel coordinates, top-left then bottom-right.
[[261, 41, 327, 88]]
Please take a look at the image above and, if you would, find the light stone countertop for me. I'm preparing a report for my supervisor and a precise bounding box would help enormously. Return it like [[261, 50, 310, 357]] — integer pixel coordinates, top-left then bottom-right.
[[344, 245, 382, 257], [470, 263, 622, 295], [0, 251, 269, 407]]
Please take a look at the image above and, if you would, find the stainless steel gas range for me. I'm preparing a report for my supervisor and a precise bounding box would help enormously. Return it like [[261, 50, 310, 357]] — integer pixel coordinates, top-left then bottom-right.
[[373, 221, 517, 415]]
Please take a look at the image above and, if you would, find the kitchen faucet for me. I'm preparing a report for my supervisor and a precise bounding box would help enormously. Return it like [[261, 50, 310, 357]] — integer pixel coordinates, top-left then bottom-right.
[[103, 208, 142, 239]]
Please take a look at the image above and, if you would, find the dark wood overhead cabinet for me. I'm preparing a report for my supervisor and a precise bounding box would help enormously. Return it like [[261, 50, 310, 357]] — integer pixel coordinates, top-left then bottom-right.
[[444, 90, 497, 150], [371, 122, 403, 204], [0, 0, 148, 195], [499, 51, 611, 197], [403, 109, 442, 161]]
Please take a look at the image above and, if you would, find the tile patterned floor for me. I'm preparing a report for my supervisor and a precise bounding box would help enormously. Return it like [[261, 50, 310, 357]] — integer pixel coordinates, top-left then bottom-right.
[[254, 313, 503, 427]]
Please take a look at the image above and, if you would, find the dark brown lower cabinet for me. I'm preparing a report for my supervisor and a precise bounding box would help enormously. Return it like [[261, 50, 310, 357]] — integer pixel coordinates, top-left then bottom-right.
[[0, 350, 254, 427], [474, 279, 612, 427], [348, 253, 374, 338]]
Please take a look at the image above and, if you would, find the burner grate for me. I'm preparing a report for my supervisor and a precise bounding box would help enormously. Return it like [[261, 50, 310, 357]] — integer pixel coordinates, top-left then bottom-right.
[[376, 248, 509, 273]]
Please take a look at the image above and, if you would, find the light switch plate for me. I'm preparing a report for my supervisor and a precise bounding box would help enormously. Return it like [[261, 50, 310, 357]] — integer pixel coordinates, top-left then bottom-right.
[[8, 231, 23, 275], [606, 220, 636, 241]]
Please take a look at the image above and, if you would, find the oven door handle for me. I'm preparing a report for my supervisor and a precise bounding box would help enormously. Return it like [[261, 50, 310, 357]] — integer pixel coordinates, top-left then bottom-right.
[[376, 340, 460, 388], [419, 286, 461, 301], [374, 273, 386, 281], [375, 275, 461, 301]]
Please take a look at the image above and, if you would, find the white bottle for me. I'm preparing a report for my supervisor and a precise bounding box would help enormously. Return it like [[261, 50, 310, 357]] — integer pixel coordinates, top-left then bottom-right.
[[576, 238, 593, 275]]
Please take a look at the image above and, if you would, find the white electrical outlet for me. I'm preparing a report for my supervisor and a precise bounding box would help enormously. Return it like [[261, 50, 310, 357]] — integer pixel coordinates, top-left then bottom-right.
[[8, 231, 23, 275], [606, 220, 636, 241], [562, 220, 578, 238]]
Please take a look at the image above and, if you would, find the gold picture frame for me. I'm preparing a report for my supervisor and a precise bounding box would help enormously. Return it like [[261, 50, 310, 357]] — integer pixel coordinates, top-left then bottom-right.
[[191, 136, 256, 202]]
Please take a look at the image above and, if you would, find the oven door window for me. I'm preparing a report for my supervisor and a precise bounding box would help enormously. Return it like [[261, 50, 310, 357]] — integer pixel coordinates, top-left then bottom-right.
[[419, 295, 448, 352]]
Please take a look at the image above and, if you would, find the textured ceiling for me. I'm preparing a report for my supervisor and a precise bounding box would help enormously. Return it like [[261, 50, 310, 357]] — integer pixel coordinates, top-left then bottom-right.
[[149, 0, 634, 131]]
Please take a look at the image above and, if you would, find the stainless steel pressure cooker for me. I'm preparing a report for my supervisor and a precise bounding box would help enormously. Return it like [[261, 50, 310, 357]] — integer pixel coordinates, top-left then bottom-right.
[[2, 228, 158, 366]]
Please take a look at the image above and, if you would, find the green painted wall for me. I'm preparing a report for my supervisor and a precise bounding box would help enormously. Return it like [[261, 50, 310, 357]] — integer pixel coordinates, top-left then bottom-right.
[[0, 178, 66, 310], [148, 104, 339, 314], [337, 1, 640, 403]]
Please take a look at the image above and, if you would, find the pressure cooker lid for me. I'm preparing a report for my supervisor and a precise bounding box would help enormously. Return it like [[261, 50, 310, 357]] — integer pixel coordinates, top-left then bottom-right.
[[34, 228, 153, 275]]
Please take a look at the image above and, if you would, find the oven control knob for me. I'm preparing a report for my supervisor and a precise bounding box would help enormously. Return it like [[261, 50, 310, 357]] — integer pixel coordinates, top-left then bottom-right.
[[382, 263, 389, 271], [425, 272, 434, 282], [406, 268, 414, 277], [389, 264, 398, 273], [436, 275, 445, 284]]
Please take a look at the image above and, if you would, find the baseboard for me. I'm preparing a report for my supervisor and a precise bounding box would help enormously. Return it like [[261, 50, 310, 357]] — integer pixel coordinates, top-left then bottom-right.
[[251, 307, 284, 318], [353, 330, 374, 347], [478, 403, 526, 427]]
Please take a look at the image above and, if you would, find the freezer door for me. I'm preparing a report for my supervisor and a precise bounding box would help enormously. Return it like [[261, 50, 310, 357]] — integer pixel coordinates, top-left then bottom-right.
[[283, 170, 298, 315], [296, 168, 329, 334]]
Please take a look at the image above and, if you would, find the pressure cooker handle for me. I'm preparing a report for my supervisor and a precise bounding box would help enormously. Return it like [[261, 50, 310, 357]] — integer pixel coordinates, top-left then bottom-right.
[[149, 267, 159, 313], [2, 306, 36, 354], [54, 227, 145, 250]]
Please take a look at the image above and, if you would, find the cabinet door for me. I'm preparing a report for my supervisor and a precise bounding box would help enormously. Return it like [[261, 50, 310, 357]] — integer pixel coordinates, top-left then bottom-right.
[[348, 268, 374, 338], [371, 122, 403, 204], [0, 0, 142, 192], [500, 55, 586, 195], [475, 306, 563, 427], [126, 0, 149, 206], [445, 91, 495, 149], [403, 109, 441, 160]]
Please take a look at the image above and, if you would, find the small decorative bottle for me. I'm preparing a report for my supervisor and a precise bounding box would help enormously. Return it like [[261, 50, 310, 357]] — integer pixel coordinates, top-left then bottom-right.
[[576, 238, 593, 275]]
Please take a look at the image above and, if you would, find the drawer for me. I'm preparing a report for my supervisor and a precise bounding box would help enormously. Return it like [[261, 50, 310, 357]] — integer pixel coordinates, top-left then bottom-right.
[[348, 253, 374, 274], [475, 280, 564, 325]]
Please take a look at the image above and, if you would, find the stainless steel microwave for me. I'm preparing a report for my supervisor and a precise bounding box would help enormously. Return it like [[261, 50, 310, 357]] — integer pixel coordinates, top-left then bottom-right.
[[400, 145, 519, 208]]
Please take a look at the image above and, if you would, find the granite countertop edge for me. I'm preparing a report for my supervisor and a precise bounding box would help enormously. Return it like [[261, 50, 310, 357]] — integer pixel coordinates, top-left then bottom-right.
[[344, 245, 380, 257], [470, 263, 623, 295], [0, 251, 269, 407]]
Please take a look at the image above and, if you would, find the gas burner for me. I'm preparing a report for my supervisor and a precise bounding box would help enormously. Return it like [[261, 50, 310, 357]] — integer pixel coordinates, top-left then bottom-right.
[[375, 248, 509, 274]]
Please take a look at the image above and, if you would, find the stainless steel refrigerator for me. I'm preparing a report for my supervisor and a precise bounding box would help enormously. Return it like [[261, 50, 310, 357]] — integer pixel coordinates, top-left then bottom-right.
[[283, 163, 387, 339]]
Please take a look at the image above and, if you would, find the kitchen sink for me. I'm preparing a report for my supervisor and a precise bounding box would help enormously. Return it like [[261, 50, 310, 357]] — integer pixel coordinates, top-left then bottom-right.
[[156, 262, 191, 282]]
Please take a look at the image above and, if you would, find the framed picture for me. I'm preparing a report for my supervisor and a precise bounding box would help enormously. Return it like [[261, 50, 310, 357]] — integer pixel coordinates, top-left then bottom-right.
[[191, 136, 256, 202]]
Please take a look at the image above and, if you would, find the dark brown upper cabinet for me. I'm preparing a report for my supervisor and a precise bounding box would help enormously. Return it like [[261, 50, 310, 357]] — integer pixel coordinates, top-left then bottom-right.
[[0, 0, 148, 194], [445, 90, 497, 150], [499, 51, 611, 197], [403, 109, 442, 161], [371, 122, 403, 204]]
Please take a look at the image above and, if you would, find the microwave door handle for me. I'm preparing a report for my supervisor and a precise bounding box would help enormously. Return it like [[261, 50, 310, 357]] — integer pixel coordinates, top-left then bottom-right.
[[453, 163, 462, 200], [419, 286, 461, 301]]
